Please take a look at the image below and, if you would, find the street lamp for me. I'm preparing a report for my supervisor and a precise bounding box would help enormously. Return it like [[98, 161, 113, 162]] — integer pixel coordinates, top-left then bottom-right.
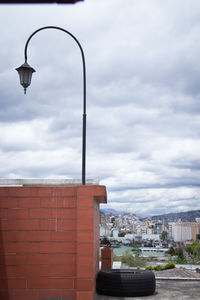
[[16, 26, 87, 185]]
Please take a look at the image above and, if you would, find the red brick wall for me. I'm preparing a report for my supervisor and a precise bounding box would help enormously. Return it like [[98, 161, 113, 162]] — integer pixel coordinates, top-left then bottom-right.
[[0, 185, 107, 300]]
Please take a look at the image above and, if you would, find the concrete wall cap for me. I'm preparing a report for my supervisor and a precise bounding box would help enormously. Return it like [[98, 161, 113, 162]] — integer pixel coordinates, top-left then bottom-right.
[[0, 178, 99, 186]]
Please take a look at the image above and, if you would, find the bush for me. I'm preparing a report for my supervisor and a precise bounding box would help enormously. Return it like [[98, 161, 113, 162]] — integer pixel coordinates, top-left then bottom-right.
[[121, 249, 147, 268], [146, 262, 175, 271], [154, 265, 163, 271], [164, 262, 175, 270], [146, 266, 153, 271]]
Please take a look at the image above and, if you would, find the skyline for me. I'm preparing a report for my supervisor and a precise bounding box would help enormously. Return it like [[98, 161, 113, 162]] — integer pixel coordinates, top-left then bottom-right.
[[0, 0, 200, 216]]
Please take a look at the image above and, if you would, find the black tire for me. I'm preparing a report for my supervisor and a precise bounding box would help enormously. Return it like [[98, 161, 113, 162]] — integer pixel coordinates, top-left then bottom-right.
[[96, 269, 156, 297]]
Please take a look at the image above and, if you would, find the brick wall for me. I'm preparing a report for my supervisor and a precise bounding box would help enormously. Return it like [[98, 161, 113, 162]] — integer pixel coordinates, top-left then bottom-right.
[[0, 185, 107, 300]]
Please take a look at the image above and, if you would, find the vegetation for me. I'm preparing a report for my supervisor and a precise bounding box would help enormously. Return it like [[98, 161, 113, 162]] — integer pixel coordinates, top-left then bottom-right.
[[167, 246, 176, 256], [186, 241, 200, 263], [100, 236, 111, 246], [167, 246, 187, 263], [121, 249, 147, 268], [146, 262, 175, 271], [160, 231, 168, 242], [176, 247, 187, 264], [118, 232, 126, 237]]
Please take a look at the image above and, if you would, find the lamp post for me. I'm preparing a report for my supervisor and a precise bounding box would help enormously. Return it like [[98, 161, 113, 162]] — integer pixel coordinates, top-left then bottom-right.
[[16, 26, 87, 185]]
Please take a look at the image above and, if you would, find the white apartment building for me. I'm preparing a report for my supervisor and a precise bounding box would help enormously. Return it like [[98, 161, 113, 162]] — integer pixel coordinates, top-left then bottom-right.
[[171, 222, 200, 242], [113, 228, 119, 238], [100, 226, 111, 237]]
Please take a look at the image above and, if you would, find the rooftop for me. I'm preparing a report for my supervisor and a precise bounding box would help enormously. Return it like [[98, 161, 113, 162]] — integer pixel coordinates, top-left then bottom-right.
[[0, 178, 99, 186], [95, 269, 200, 300]]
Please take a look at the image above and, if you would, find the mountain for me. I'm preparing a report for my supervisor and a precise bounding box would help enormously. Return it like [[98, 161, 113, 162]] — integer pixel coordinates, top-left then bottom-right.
[[149, 210, 200, 222], [100, 208, 123, 214]]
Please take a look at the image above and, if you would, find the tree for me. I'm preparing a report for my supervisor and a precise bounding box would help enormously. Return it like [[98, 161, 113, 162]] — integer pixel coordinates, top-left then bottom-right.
[[121, 249, 147, 268], [160, 231, 168, 242], [176, 247, 186, 264], [101, 236, 111, 246], [167, 246, 176, 256], [118, 232, 126, 237]]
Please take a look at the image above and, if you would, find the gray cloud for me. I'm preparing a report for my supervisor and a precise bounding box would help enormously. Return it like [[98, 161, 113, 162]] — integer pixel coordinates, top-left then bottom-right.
[[0, 0, 200, 216]]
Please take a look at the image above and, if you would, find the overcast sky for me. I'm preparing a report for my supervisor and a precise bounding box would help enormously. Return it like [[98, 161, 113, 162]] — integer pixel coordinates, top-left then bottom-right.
[[0, 0, 200, 216]]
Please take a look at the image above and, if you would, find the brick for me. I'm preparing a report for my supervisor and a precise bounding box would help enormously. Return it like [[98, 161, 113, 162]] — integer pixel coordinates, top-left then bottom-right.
[[31, 187, 53, 197], [77, 207, 93, 219], [27, 254, 50, 265], [1, 278, 25, 289], [56, 219, 63, 231], [19, 197, 40, 208], [17, 219, 39, 230], [76, 279, 93, 291], [39, 219, 56, 230], [77, 185, 105, 197], [40, 242, 63, 253], [62, 289, 75, 300], [4, 231, 27, 242], [77, 255, 93, 267], [77, 266, 94, 278], [48, 278, 73, 289], [0, 219, 16, 230], [27, 278, 49, 289], [51, 253, 74, 265], [52, 208, 76, 219], [101, 258, 113, 270], [16, 265, 39, 277], [38, 290, 61, 299], [6, 278, 26, 289], [27, 231, 51, 242], [62, 265, 76, 277], [7, 209, 29, 219], [54, 187, 75, 197], [8, 187, 32, 197], [39, 265, 61, 277], [0, 243, 17, 254], [76, 291, 94, 300], [14, 290, 38, 300], [51, 231, 75, 242], [0, 290, 13, 300], [63, 197, 76, 208], [0, 198, 18, 208], [29, 208, 52, 219], [0, 208, 7, 218], [77, 195, 94, 207], [17, 242, 39, 253], [77, 231, 93, 243], [77, 243, 94, 255], [0, 265, 16, 277], [41, 198, 63, 208], [0, 254, 27, 265], [0, 187, 9, 197], [77, 219, 93, 231], [63, 219, 76, 231], [62, 242, 76, 253]]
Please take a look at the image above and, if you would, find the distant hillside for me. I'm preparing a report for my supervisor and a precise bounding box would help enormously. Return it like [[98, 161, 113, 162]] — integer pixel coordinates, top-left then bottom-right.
[[149, 210, 200, 222], [100, 208, 120, 214]]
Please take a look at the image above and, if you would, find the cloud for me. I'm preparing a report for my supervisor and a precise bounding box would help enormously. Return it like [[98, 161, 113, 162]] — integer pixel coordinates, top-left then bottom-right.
[[0, 0, 200, 216]]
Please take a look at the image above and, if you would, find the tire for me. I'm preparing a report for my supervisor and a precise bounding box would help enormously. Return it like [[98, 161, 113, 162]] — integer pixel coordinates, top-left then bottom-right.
[[96, 269, 156, 297]]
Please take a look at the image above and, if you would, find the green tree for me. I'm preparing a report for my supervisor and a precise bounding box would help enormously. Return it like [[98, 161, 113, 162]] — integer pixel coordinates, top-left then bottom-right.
[[118, 232, 126, 237], [186, 242, 200, 262], [160, 231, 168, 242], [101, 236, 111, 246], [176, 247, 186, 264], [121, 249, 146, 268], [167, 246, 176, 256]]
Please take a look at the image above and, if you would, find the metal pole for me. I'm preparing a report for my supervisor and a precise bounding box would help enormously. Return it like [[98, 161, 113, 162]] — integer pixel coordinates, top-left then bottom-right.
[[24, 26, 86, 185]]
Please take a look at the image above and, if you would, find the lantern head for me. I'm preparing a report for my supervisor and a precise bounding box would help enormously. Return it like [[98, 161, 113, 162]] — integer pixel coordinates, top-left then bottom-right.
[[16, 62, 35, 94]]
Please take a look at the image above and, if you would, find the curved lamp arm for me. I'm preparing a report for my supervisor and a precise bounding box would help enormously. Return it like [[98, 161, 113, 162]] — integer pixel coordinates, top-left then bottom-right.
[[16, 26, 87, 185]]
